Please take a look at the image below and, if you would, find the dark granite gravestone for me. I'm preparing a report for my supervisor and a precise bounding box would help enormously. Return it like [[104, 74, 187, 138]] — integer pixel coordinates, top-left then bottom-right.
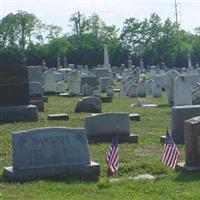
[[0, 65, 38, 122], [3, 127, 100, 181], [84, 112, 138, 143], [0, 65, 29, 107], [177, 116, 200, 171], [160, 105, 200, 144]]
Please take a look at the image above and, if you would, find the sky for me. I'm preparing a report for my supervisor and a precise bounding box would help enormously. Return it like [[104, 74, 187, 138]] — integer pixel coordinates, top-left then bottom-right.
[[1, 0, 200, 33]]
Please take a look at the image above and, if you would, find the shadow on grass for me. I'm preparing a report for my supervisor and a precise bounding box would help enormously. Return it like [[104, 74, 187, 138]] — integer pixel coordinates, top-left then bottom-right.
[[175, 171, 200, 182], [0, 174, 99, 184]]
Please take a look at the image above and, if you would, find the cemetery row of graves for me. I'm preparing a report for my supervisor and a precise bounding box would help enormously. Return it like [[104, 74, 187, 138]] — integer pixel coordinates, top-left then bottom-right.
[[1, 46, 200, 199]]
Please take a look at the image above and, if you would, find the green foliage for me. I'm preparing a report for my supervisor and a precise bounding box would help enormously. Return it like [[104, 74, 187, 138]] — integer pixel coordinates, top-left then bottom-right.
[[1, 10, 200, 67]]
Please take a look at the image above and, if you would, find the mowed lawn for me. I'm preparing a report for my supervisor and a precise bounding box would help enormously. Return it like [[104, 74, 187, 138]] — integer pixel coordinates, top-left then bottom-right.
[[1, 91, 200, 200]]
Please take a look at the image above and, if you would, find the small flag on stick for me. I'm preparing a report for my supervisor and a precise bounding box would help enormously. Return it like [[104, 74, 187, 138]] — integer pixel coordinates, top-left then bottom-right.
[[161, 129, 179, 169], [106, 135, 119, 174]]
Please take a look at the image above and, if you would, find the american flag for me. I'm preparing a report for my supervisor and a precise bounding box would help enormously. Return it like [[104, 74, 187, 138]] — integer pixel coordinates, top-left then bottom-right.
[[106, 135, 119, 173], [161, 131, 179, 169]]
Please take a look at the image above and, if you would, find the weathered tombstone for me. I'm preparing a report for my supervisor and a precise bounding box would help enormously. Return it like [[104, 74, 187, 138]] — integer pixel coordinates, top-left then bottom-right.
[[0, 64, 38, 122], [81, 76, 98, 95], [165, 70, 180, 105], [177, 116, 200, 171], [56, 81, 66, 93], [29, 82, 43, 97], [137, 80, 146, 97], [174, 75, 192, 106], [106, 86, 114, 97], [95, 68, 109, 82], [165, 105, 200, 143], [27, 66, 43, 83], [43, 70, 57, 94], [3, 127, 100, 181], [75, 97, 102, 113], [68, 70, 81, 95], [129, 84, 137, 98], [99, 77, 112, 92], [84, 112, 138, 143], [54, 72, 63, 82], [153, 83, 161, 97], [146, 79, 155, 95], [104, 44, 112, 75]]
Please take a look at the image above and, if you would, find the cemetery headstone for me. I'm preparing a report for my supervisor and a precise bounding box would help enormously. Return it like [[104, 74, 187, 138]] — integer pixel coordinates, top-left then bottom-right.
[[75, 97, 102, 113], [84, 112, 138, 143], [3, 127, 100, 181], [0, 64, 38, 122]]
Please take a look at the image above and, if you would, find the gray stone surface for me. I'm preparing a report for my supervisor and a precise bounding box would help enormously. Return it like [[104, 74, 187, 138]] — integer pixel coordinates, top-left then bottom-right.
[[27, 66, 43, 83], [30, 100, 44, 112], [75, 97, 102, 113], [12, 127, 90, 170], [99, 77, 112, 92], [129, 113, 141, 121], [48, 114, 69, 120], [4, 161, 100, 182], [171, 105, 200, 143], [174, 76, 192, 106], [29, 82, 43, 97], [85, 112, 130, 136], [0, 105, 38, 122], [184, 116, 200, 167], [3, 127, 100, 181], [95, 68, 109, 81]]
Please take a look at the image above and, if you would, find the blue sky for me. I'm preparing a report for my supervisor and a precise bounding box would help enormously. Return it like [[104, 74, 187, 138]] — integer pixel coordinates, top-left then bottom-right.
[[1, 0, 200, 33]]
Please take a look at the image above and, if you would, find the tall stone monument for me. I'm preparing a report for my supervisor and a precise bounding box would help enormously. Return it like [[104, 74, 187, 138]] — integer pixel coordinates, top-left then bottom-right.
[[0, 64, 38, 122]]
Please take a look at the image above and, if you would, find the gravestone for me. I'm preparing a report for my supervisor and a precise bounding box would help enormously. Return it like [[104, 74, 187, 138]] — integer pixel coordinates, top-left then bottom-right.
[[95, 68, 109, 82], [84, 112, 138, 143], [161, 105, 200, 144], [68, 70, 81, 95], [27, 66, 43, 83], [165, 70, 180, 105], [174, 76, 192, 106], [129, 84, 137, 98], [137, 80, 146, 97], [81, 76, 98, 95], [3, 127, 100, 181], [106, 86, 113, 97], [99, 77, 112, 92], [146, 79, 155, 95], [75, 97, 102, 113], [0, 64, 38, 122], [153, 83, 161, 97], [43, 70, 57, 94], [177, 116, 200, 171]]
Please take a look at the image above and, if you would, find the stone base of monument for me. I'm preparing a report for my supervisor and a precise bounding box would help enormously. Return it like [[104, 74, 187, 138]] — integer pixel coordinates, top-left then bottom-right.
[[0, 105, 38, 122], [176, 162, 200, 172], [30, 100, 44, 112], [100, 96, 112, 103], [48, 114, 69, 120], [129, 113, 141, 121], [87, 134, 138, 144], [3, 161, 100, 182]]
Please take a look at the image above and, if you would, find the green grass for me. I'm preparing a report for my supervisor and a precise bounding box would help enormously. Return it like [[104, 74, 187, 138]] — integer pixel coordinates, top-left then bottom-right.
[[0, 91, 200, 200]]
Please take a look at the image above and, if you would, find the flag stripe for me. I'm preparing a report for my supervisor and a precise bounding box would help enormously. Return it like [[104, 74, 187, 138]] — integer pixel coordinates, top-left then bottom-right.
[[106, 136, 119, 173], [161, 132, 179, 170]]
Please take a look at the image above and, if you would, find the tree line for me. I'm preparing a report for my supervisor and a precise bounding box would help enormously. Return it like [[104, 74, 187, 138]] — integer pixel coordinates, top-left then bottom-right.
[[1, 10, 200, 68]]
